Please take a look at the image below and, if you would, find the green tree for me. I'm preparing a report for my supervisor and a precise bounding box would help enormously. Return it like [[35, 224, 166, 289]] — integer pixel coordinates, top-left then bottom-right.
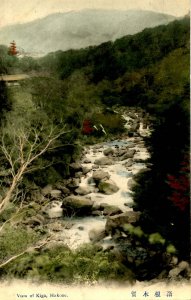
[[0, 81, 12, 122]]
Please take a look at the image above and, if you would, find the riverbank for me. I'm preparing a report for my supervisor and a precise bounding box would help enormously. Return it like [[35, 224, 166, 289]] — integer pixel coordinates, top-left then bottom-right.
[[0, 108, 190, 285]]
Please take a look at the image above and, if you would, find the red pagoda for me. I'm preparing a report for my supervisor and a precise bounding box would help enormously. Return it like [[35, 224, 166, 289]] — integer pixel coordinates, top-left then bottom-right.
[[8, 41, 18, 56]]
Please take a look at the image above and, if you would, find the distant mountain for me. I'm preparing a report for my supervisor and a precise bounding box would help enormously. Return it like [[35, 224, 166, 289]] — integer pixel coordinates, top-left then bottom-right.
[[0, 9, 176, 54]]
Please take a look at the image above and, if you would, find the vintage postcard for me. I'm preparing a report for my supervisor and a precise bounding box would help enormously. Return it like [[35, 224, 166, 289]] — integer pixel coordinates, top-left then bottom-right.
[[0, 1, 190, 299]]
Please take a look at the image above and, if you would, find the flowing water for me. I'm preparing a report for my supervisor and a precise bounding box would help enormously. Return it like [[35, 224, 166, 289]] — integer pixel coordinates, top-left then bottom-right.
[[61, 124, 150, 249]]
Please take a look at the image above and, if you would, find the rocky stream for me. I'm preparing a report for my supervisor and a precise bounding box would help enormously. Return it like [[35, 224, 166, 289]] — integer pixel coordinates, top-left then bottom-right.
[[42, 109, 150, 248], [22, 108, 190, 282]]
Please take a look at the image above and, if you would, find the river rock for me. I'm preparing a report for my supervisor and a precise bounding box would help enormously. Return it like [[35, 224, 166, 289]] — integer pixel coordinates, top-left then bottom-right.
[[130, 122, 140, 132], [89, 228, 107, 243], [92, 165, 99, 170], [74, 171, 83, 178], [93, 144, 102, 150], [87, 177, 96, 186], [103, 147, 114, 156], [92, 170, 110, 182], [69, 162, 82, 172], [61, 187, 71, 195], [120, 150, 136, 161], [127, 178, 138, 190], [127, 143, 136, 148], [98, 180, 119, 195], [67, 178, 80, 189], [75, 186, 92, 195], [116, 149, 127, 157], [168, 261, 190, 279], [105, 211, 141, 235], [54, 182, 70, 194], [83, 158, 92, 164], [92, 203, 101, 210], [41, 184, 53, 196], [61, 195, 93, 216], [103, 205, 123, 216], [124, 159, 134, 168], [45, 201, 63, 219], [94, 157, 113, 166], [82, 166, 91, 175], [92, 210, 102, 216], [50, 189, 62, 199]]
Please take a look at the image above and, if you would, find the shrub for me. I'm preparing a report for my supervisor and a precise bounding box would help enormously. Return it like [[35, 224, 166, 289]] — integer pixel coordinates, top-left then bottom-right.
[[1, 244, 135, 283], [92, 112, 125, 135], [0, 225, 39, 264]]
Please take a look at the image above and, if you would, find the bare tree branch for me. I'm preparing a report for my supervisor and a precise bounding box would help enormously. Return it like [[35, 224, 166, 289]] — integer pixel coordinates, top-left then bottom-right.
[[0, 238, 50, 269], [0, 125, 70, 213]]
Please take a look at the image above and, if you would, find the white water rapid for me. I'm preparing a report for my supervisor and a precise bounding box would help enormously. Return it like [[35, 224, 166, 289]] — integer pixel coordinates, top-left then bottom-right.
[[61, 124, 150, 249]]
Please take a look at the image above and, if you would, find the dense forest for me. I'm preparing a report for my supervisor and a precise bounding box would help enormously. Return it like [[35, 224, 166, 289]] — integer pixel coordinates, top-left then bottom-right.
[[0, 16, 190, 282]]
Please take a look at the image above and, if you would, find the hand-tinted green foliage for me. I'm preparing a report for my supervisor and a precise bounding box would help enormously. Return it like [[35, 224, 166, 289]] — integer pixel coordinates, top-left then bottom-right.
[[39, 48, 89, 79], [91, 112, 125, 135], [18, 56, 41, 73], [26, 76, 66, 122], [37, 18, 189, 85], [114, 18, 189, 71], [0, 225, 39, 263], [87, 41, 122, 82], [0, 81, 12, 123], [0, 45, 19, 74], [133, 93, 190, 259], [0, 16, 189, 263], [0, 45, 41, 74], [1, 244, 135, 283]]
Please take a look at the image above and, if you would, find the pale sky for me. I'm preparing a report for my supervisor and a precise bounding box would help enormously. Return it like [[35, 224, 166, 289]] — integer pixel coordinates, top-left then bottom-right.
[[0, 0, 189, 28]]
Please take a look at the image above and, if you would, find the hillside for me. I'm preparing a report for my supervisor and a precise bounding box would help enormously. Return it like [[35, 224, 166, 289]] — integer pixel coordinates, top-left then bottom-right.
[[36, 17, 189, 83], [0, 9, 176, 54], [0, 16, 189, 283]]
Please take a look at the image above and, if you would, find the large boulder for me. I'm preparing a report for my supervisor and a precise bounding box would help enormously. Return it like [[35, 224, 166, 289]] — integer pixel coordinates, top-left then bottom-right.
[[168, 261, 190, 279], [69, 162, 83, 172], [54, 182, 70, 195], [105, 211, 141, 235], [61, 195, 93, 216], [89, 228, 107, 243], [92, 170, 110, 183], [82, 166, 91, 175], [116, 149, 127, 157], [75, 186, 92, 195], [94, 157, 113, 166], [98, 180, 119, 195], [103, 147, 114, 156], [103, 205, 123, 216]]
